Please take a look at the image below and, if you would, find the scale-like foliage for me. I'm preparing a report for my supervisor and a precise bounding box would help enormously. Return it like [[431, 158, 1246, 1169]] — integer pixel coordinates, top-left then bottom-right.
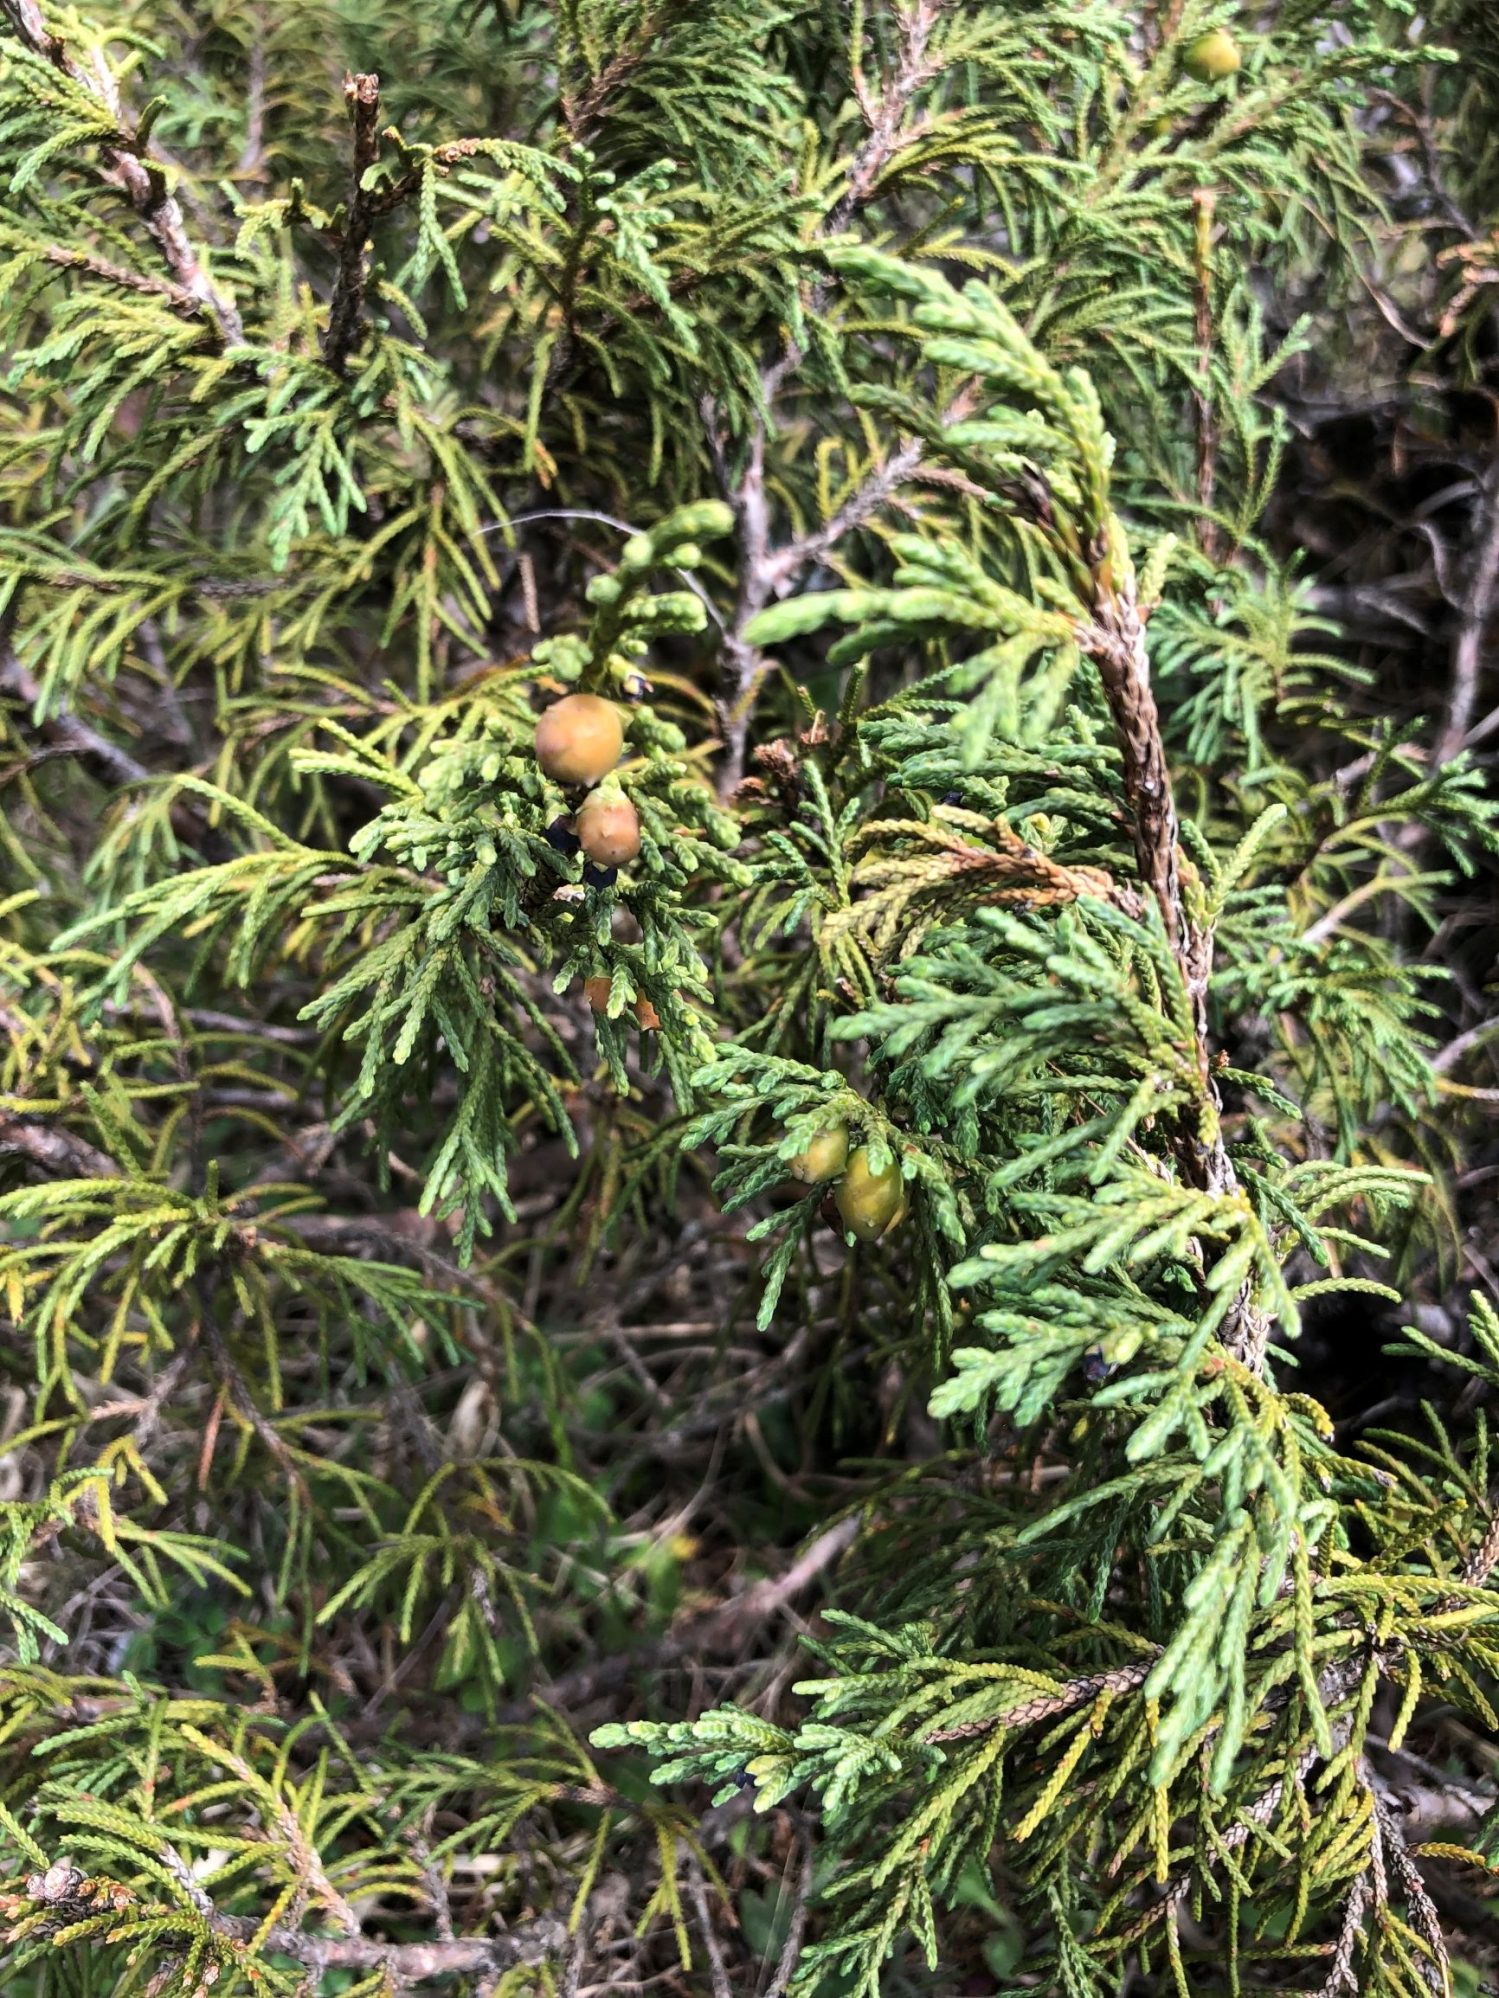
[[0, 2, 1494, 1996]]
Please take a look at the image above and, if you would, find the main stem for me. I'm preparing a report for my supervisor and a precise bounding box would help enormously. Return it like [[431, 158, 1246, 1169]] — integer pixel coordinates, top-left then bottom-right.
[[1086, 584, 1267, 1370]]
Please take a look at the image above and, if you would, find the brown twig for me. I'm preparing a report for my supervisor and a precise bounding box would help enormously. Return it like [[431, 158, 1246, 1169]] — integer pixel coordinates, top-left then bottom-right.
[[0, 639, 149, 788], [494, 1515, 858, 1724], [235, 24, 268, 182], [759, 1835, 815, 1998], [42, 244, 199, 314], [0, 1116, 120, 1180], [30, 1856, 569, 1990], [761, 435, 930, 600], [825, 0, 944, 236], [0, 0, 243, 346], [685, 1860, 734, 1998], [321, 73, 384, 374], [1460, 1493, 1499, 1589], [1366, 1738, 1495, 1843], [711, 1, 949, 790], [1373, 1790, 1450, 1994], [713, 410, 776, 795], [1082, 594, 1188, 961], [1143, 0, 1188, 58], [1441, 442, 1499, 764], [0, 632, 235, 857], [713, 416, 968, 794], [1080, 580, 1267, 1366], [560, 39, 651, 137], [197, 1295, 310, 1500], [922, 1660, 1154, 1744]]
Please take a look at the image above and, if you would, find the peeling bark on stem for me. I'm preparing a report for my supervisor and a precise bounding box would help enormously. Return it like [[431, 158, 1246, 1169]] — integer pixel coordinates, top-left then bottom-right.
[[27, 1853, 570, 1992], [1082, 584, 1269, 1369], [322, 72, 384, 373]]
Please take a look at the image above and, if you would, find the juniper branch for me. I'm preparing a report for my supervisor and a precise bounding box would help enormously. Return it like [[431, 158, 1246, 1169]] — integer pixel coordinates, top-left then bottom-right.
[[134, 1853, 572, 1990], [714, 1, 952, 786], [42, 243, 200, 312], [0, 1116, 120, 1179], [0, 0, 243, 345], [1316, 1873, 1369, 1997], [322, 71, 383, 373], [826, 0, 945, 235], [0, 639, 149, 788], [1081, 580, 1268, 1368], [685, 1861, 733, 1998], [1442, 448, 1499, 762]]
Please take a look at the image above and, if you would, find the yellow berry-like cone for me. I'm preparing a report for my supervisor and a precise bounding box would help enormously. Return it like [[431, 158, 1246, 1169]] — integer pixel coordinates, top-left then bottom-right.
[[835, 1146, 907, 1242], [534, 694, 624, 785], [1183, 27, 1240, 81], [789, 1125, 848, 1185], [577, 792, 642, 865]]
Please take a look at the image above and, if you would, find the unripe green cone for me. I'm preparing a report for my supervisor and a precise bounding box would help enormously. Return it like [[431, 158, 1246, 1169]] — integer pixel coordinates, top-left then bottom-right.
[[835, 1147, 907, 1242], [788, 1125, 848, 1185], [1183, 27, 1241, 82]]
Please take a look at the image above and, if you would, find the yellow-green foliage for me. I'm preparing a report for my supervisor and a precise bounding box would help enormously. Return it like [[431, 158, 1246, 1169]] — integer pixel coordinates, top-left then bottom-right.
[[0, 3, 1492, 1996]]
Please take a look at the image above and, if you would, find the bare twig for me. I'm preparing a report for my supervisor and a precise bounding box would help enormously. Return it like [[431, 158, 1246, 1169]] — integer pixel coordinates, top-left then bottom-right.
[[42, 244, 199, 313], [685, 1860, 734, 1998], [711, 1, 949, 788], [495, 1515, 858, 1724], [1082, 594, 1188, 961], [1459, 1490, 1499, 1589], [0, 633, 234, 857], [714, 410, 775, 794], [0, 1116, 120, 1180], [560, 37, 652, 137], [1373, 1791, 1450, 1994], [758, 1836, 815, 1998], [826, 0, 945, 236], [0, 639, 149, 788], [761, 436, 928, 600], [322, 73, 383, 373], [0, 0, 243, 345], [922, 1660, 1154, 1744], [197, 1295, 310, 1499], [1442, 445, 1499, 763], [713, 414, 969, 793], [1366, 1738, 1495, 1842], [235, 25, 268, 181], [28, 1858, 569, 1991]]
